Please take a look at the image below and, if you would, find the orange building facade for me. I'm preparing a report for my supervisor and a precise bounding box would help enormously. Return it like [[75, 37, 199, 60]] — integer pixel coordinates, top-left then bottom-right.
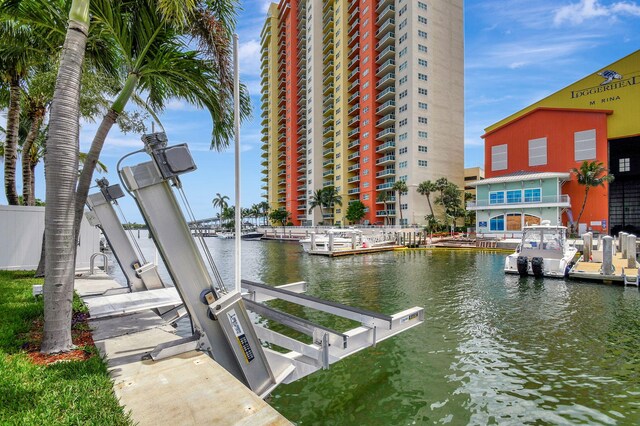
[[481, 49, 640, 235]]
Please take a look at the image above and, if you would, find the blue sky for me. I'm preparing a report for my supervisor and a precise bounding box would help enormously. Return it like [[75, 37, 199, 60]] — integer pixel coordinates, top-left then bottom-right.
[[3, 0, 640, 222]]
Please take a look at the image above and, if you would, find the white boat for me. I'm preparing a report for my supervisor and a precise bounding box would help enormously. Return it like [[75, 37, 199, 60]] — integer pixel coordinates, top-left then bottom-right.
[[504, 220, 578, 278], [300, 229, 394, 253]]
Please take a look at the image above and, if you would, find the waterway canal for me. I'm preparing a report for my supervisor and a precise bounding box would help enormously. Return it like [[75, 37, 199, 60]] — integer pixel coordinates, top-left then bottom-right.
[[109, 235, 640, 425]]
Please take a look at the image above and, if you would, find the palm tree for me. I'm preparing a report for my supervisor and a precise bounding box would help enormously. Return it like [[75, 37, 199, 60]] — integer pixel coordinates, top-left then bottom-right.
[[323, 186, 342, 225], [72, 0, 250, 247], [392, 180, 408, 225], [308, 188, 326, 223], [571, 160, 614, 227], [417, 180, 437, 217], [376, 191, 390, 226], [258, 201, 270, 226], [212, 193, 229, 227], [41, 0, 92, 354]]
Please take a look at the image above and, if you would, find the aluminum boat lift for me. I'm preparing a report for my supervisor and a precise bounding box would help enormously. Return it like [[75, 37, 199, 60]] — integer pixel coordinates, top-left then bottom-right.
[[108, 132, 423, 397]]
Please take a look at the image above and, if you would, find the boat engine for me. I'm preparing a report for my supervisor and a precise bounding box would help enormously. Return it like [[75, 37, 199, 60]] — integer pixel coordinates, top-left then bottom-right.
[[531, 257, 544, 278], [516, 256, 529, 277]]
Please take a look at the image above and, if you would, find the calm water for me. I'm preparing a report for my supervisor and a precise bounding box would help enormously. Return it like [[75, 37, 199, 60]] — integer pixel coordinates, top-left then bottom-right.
[[108, 233, 640, 425]]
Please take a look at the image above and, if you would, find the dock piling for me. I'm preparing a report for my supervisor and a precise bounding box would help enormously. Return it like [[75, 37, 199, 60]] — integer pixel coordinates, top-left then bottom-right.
[[583, 233, 592, 262], [628, 235, 637, 268], [602, 236, 614, 275], [621, 232, 628, 257]]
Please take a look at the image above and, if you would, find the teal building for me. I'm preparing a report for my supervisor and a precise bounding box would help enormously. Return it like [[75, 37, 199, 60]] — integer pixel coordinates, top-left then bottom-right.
[[466, 172, 571, 237]]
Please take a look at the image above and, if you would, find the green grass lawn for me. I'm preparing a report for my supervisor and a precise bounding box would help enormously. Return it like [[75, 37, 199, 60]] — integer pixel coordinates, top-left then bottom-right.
[[0, 271, 132, 425]]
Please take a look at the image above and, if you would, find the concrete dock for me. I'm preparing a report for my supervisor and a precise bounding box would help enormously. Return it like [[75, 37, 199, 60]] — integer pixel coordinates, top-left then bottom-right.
[[75, 274, 291, 426]]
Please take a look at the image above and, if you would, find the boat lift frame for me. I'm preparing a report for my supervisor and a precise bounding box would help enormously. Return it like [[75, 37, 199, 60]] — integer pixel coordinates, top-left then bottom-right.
[[103, 132, 424, 397]]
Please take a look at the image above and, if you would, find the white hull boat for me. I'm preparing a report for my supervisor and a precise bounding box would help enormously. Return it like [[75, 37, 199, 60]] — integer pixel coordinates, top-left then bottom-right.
[[300, 229, 394, 253], [504, 220, 577, 278]]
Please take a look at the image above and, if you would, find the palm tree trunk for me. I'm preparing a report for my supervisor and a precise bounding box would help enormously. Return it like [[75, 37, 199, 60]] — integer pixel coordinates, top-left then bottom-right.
[[575, 187, 591, 226], [398, 192, 403, 224], [426, 195, 434, 217], [21, 107, 45, 206], [42, 0, 90, 354], [30, 162, 36, 203], [73, 74, 138, 244], [4, 76, 21, 205]]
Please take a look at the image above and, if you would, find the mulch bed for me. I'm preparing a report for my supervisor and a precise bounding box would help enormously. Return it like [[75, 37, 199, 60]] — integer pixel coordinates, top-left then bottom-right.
[[20, 312, 96, 365]]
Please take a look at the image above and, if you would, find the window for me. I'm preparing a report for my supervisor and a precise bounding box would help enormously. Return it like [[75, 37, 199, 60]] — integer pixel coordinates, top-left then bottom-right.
[[399, 18, 407, 30], [399, 133, 408, 141], [400, 175, 408, 182], [418, 131, 428, 138], [399, 147, 408, 154], [399, 47, 408, 57], [418, 44, 428, 52], [399, 161, 408, 168], [418, 30, 427, 38], [490, 215, 505, 231], [399, 90, 408, 99], [400, 204, 408, 210], [418, 102, 428, 110], [418, 117, 427, 124], [399, 33, 407, 43], [399, 76, 408, 85], [363, 194, 369, 200], [506, 213, 522, 231], [399, 61, 407, 71], [491, 144, 508, 171], [574, 129, 596, 161], [418, 16, 427, 24], [418, 58, 428, 67], [620, 158, 630, 172], [418, 88, 428, 95], [489, 191, 504, 205], [418, 145, 427, 152], [524, 188, 541, 203], [528, 137, 547, 166], [399, 104, 408, 112], [506, 190, 522, 203], [418, 2, 427, 10], [418, 73, 428, 81], [418, 160, 428, 167], [399, 118, 408, 127]]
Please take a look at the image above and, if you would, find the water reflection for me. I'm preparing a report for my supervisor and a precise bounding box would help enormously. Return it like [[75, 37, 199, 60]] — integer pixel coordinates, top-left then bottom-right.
[[106, 234, 640, 425]]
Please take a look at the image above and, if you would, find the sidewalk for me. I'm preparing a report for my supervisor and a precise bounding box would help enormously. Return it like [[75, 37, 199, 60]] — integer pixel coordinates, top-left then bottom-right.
[[75, 273, 291, 426]]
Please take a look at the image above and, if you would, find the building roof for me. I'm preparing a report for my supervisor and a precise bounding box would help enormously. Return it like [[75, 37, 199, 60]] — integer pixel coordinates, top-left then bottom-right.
[[482, 107, 613, 138], [466, 171, 571, 187]]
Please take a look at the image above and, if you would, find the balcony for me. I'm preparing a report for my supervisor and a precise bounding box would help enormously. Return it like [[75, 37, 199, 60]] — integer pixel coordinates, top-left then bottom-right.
[[376, 100, 396, 115], [323, 148, 334, 157], [347, 140, 359, 149], [375, 127, 396, 140], [376, 45, 395, 63], [323, 137, 334, 147], [376, 210, 396, 217], [376, 154, 395, 165], [348, 163, 360, 172], [348, 67, 359, 81], [376, 73, 395, 90], [348, 128, 360, 138], [347, 151, 360, 160], [376, 168, 395, 178], [466, 195, 571, 211], [297, 164, 306, 173], [376, 182, 395, 190], [348, 104, 360, 115], [376, 114, 395, 127], [376, 59, 395, 76], [376, 86, 395, 103], [376, 196, 396, 204], [348, 188, 361, 195], [323, 169, 334, 177], [323, 159, 334, 167], [376, 18, 395, 37], [323, 126, 334, 136], [347, 175, 360, 184], [376, 32, 395, 51], [376, 140, 396, 153]]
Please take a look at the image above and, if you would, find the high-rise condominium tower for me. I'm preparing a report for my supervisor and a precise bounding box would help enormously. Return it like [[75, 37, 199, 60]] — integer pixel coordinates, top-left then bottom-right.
[[260, 0, 463, 226]]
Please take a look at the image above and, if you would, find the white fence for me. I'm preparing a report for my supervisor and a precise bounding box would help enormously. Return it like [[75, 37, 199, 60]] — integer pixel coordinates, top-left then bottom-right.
[[0, 205, 100, 271]]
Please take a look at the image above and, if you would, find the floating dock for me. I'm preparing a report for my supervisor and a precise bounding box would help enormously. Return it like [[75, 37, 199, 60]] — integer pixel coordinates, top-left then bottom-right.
[[569, 252, 639, 284]]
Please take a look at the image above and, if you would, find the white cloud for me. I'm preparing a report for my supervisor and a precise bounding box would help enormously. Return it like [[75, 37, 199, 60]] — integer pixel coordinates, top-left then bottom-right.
[[554, 0, 640, 26]]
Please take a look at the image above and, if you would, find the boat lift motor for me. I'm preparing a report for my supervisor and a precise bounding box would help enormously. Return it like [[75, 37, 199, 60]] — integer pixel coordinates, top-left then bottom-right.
[[118, 132, 424, 397]]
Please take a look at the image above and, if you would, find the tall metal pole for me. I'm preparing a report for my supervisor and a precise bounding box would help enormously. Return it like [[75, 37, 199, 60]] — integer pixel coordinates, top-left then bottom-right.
[[233, 34, 241, 294]]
